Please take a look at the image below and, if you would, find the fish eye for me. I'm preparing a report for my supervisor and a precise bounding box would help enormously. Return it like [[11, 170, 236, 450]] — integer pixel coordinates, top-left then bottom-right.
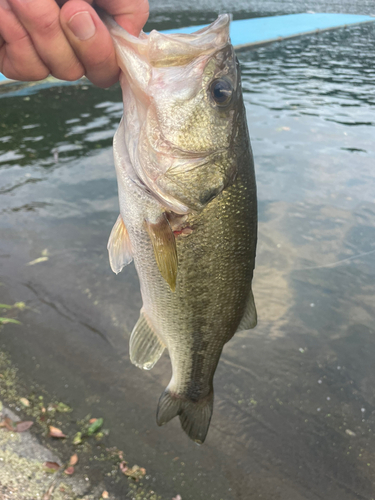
[[210, 78, 233, 106]]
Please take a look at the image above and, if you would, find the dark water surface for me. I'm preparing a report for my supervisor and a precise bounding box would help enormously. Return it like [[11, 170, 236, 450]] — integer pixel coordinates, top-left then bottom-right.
[[1, 1, 375, 499]]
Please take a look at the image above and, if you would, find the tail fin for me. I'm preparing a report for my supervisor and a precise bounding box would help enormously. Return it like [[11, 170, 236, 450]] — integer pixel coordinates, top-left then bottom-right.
[[156, 388, 214, 444]]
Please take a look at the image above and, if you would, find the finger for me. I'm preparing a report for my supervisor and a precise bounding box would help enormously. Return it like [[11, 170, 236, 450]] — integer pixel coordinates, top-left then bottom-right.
[[8, 0, 84, 81], [55, 0, 93, 6], [60, 0, 119, 87], [95, 0, 149, 36], [0, 0, 50, 80]]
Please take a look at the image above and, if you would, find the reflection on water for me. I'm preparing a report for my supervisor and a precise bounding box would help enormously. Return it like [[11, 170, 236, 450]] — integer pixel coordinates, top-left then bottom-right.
[[145, 0, 375, 29], [0, 3, 375, 499], [0, 84, 122, 169]]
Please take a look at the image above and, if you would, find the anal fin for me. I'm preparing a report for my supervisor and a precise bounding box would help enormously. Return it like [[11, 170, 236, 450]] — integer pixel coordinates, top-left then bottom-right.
[[237, 289, 257, 332], [107, 214, 133, 274], [130, 310, 165, 370]]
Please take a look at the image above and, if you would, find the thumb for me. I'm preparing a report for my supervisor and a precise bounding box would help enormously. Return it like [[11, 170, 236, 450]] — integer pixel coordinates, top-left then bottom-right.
[[60, 0, 119, 87], [94, 0, 149, 36]]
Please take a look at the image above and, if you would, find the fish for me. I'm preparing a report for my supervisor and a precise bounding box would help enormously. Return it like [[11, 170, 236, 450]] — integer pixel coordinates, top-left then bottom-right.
[[105, 14, 257, 444]]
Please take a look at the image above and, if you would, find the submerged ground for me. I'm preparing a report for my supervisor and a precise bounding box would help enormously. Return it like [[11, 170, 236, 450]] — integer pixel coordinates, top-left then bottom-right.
[[0, 0, 375, 498]]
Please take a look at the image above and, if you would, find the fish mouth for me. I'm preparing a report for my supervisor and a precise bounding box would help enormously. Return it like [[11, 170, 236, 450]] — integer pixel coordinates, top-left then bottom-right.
[[102, 13, 231, 70]]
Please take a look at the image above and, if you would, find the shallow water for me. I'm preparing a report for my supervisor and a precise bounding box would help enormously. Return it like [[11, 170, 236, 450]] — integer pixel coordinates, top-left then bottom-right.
[[1, 1, 375, 499]]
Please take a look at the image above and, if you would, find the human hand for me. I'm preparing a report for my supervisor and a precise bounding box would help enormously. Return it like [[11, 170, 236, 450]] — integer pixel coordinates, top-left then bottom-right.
[[0, 0, 149, 87]]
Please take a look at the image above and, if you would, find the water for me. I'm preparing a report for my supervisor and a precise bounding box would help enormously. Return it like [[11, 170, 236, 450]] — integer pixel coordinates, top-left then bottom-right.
[[1, 1, 375, 498]]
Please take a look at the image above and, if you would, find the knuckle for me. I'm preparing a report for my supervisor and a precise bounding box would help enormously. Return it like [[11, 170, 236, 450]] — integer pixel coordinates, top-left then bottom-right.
[[2, 70, 16, 80], [0, 66, 12, 78], [88, 70, 117, 88], [5, 67, 49, 81], [85, 49, 114, 71], [85, 51, 119, 87], [33, 67, 50, 80], [34, 14, 60, 37], [52, 59, 84, 81], [61, 68, 84, 81]]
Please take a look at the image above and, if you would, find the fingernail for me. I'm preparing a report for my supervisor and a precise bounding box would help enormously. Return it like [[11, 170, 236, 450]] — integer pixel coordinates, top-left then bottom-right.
[[0, 0, 11, 11], [68, 12, 96, 41]]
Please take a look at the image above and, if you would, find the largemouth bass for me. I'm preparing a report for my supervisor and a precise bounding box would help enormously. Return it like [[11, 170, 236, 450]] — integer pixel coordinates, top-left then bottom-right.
[[105, 14, 257, 444]]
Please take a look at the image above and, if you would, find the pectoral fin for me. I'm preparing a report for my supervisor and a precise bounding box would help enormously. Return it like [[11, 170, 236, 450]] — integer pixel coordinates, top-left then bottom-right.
[[145, 214, 178, 292], [130, 310, 165, 370], [107, 214, 133, 274], [237, 290, 257, 332]]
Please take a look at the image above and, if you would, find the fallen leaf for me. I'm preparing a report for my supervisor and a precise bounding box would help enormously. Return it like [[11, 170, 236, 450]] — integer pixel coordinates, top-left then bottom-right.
[[102, 492, 109, 499], [0, 417, 15, 431], [19, 397, 30, 407], [123, 465, 146, 481], [49, 426, 66, 438], [87, 417, 103, 435], [69, 453, 78, 466], [119, 461, 128, 473], [64, 466, 74, 475], [27, 256, 49, 266], [16, 421, 34, 432], [56, 402, 71, 413], [0, 318, 21, 325], [44, 461, 60, 471], [14, 302, 26, 310], [94, 431, 104, 441], [42, 484, 55, 500], [72, 432, 82, 445], [345, 429, 356, 437]]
